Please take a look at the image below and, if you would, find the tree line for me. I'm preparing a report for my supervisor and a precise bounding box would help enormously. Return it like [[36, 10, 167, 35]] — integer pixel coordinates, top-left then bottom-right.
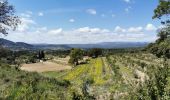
[[147, 0, 170, 58]]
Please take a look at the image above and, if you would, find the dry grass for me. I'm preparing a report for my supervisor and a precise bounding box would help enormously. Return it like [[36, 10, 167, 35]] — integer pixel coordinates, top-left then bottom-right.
[[52, 56, 70, 64], [21, 61, 72, 73]]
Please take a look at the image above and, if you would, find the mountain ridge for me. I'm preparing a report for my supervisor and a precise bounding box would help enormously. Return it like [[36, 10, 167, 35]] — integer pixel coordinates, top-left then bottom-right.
[[0, 38, 149, 50]]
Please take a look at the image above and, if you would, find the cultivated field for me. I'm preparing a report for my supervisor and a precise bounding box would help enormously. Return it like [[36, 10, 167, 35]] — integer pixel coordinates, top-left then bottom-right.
[[21, 57, 71, 72], [42, 53, 170, 99], [2, 51, 170, 99]]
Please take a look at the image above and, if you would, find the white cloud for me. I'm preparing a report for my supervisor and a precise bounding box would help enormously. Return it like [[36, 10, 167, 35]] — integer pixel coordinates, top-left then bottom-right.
[[145, 24, 157, 31], [17, 17, 36, 32], [124, 0, 130, 3], [86, 9, 97, 15], [75, 27, 90, 33], [17, 11, 36, 32], [69, 19, 75, 23], [47, 28, 63, 35], [127, 27, 143, 33], [38, 12, 44, 16], [35, 27, 47, 33], [20, 13, 31, 18], [115, 26, 143, 33], [5, 23, 158, 44], [75, 27, 110, 34], [20, 11, 33, 18], [114, 26, 126, 33], [38, 27, 47, 31]]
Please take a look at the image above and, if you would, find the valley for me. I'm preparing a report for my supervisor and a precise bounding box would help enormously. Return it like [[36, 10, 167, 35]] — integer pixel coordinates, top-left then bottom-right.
[[0, 0, 170, 99], [36, 53, 168, 99]]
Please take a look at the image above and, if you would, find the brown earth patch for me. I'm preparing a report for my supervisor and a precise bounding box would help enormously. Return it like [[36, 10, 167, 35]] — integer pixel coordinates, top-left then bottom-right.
[[21, 61, 72, 72]]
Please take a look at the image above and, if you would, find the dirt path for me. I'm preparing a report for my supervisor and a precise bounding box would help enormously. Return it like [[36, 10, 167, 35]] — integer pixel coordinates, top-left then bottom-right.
[[21, 61, 72, 72]]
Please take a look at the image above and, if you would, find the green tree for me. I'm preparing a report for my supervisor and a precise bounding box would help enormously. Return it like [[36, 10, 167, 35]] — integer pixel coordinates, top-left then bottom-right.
[[148, 0, 170, 58], [38, 50, 45, 60], [153, 0, 170, 19], [69, 48, 84, 66], [88, 48, 102, 58], [153, 0, 170, 41], [0, 47, 11, 58], [0, 0, 20, 35]]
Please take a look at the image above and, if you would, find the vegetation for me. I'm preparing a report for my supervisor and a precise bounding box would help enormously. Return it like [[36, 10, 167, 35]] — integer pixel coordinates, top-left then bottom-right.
[[0, 0, 20, 35], [147, 0, 170, 58], [68, 48, 84, 65], [45, 50, 70, 58], [0, 62, 71, 99], [0, 0, 170, 99], [0, 45, 170, 99], [42, 52, 170, 99], [87, 48, 103, 58], [37, 50, 45, 60]]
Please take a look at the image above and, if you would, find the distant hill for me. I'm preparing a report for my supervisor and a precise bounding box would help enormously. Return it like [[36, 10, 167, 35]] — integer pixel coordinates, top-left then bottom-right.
[[0, 38, 34, 50], [0, 38, 149, 50], [67, 42, 149, 49], [0, 38, 71, 51], [33, 44, 71, 50]]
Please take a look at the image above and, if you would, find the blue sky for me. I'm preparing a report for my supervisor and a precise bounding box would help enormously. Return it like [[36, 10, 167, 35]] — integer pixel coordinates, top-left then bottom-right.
[[2, 0, 161, 44]]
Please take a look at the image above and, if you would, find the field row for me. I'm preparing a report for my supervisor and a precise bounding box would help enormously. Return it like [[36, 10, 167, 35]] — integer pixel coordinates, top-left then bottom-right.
[[42, 53, 169, 99]]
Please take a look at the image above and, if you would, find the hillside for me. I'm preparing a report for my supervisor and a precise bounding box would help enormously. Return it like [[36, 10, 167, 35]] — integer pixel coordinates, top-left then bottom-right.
[[68, 42, 148, 49], [0, 38, 71, 50], [1, 51, 169, 99], [0, 63, 71, 99], [0, 0, 170, 99], [42, 53, 170, 99], [0, 38, 34, 51], [0, 38, 148, 50], [147, 37, 170, 58], [33, 44, 71, 50]]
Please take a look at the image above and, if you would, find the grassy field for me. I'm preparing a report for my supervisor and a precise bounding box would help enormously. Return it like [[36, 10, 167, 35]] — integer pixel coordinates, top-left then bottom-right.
[[41, 56, 135, 98], [0, 63, 71, 99], [0, 52, 169, 99], [44, 58, 112, 84], [42, 58, 116, 97], [41, 53, 170, 99], [2, 52, 167, 99]]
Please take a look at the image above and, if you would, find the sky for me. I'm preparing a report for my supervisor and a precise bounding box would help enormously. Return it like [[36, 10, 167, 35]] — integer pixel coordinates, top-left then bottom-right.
[[1, 0, 161, 44]]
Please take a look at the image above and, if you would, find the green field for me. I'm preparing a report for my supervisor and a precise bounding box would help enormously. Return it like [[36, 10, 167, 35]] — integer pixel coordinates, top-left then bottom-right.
[[41, 53, 170, 99], [0, 52, 170, 99]]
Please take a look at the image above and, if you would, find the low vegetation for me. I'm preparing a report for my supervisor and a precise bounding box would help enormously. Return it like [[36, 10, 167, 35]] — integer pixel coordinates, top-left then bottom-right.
[[147, 0, 170, 59], [0, 62, 71, 99], [42, 52, 170, 99], [0, 0, 170, 99]]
